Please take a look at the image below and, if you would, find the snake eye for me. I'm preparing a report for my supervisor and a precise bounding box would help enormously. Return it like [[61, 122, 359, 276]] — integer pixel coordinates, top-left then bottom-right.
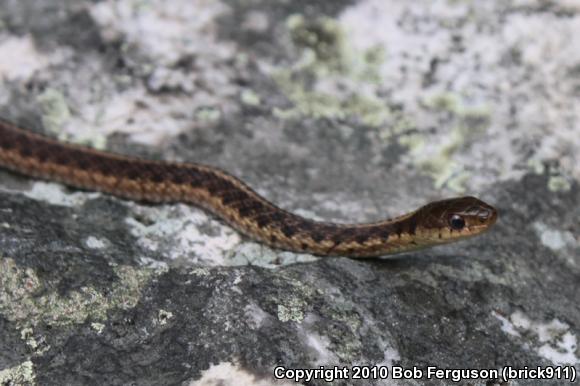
[[449, 214, 465, 230]]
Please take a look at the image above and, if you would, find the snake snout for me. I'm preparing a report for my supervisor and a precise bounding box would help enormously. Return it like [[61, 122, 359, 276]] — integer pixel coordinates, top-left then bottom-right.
[[478, 208, 491, 219], [475, 206, 498, 225]]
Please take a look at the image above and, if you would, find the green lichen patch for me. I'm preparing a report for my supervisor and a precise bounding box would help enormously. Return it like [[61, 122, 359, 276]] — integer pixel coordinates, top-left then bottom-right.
[[280, 14, 496, 193], [396, 93, 492, 192], [321, 301, 364, 360], [548, 175, 572, 192], [0, 360, 35, 386], [19, 327, 50, 356], [527, 159, 573, 192], [277, 298, 307, 323], [37, 89, 72, 134], [274, 15, 390, 127], [287, 14, 347, 71], [0, 257, 153, 329], [195, 106, 222, 123], [270, 275, 318, 323], [37, 88, 107, 149], [273, 70, 390, 126], [240, 89, 261, 107]]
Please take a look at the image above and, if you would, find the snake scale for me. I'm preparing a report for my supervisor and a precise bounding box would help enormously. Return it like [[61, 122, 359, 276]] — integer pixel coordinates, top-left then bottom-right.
[[0, 119, 497, 257]]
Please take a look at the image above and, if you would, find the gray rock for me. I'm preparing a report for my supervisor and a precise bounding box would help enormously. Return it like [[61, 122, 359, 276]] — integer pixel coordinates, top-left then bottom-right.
[[0, 1, 579, 385]]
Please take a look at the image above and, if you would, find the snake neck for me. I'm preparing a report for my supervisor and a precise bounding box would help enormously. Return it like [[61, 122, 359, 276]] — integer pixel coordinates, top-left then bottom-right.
[[226, 210, 426, 257]]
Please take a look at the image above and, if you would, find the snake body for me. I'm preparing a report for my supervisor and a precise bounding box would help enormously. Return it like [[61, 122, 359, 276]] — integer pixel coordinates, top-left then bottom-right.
[[0, 119, 497, 257]]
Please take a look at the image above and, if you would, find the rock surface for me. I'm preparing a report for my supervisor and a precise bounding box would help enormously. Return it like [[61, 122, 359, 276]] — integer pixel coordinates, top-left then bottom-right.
[[0, 1, 579, 385]]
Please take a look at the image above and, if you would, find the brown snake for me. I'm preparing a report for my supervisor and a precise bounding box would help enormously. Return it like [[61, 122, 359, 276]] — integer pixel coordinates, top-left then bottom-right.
[[0, 119, 497, 257]]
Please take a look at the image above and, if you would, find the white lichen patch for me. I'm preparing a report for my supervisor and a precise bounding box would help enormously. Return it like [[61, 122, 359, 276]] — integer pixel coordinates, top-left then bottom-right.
[[82, 0, 244, 147], [241, 10, 270, 32], [310, 193, 356, 219], [0, 35, 48, 81], [338, 0, 580, 190], [91, 322, 105, 334], [296, 314, 339, 365], [377, 346, 402, 369], [74, 89, 210, 146], [532, 222, 578, 266], [50, 87, 190, 147], [244, 302, 270, 329], [85, 236, 108, 250], [23, 181, 98, 207], [229, 242, 278, 267], [189, 267, 211, 277], [276, 251, 319, 266], [90, 0, 231, 66], [492, 311, 522, 338], [126, 203, 311, 268], [189, 361, 294, 386], [492, 310, 580, 365], [533, 222, 577, 251], [156, 309, 174, 326], [0, 0, 247, 152], [138, 256, 169, 271], [126, 203, 241, 266], [0, 360, 35, 386], [305, 332, 336, 366]]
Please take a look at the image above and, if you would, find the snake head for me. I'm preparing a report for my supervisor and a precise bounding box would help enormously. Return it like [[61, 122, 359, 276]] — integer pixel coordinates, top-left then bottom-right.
[[415, 196, 498, 243]]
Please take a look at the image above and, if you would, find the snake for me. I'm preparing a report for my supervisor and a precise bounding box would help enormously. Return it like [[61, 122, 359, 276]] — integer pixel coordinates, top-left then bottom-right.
[[0, 119, 497, 257]]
